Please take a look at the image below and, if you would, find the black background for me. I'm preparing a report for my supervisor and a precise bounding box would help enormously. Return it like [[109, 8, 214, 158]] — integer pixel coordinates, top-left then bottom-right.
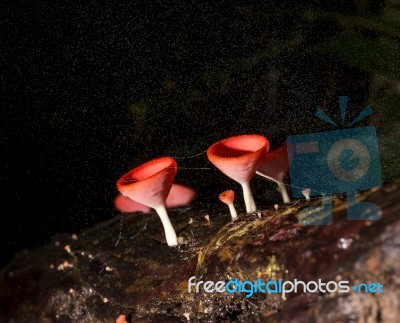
[[1, 0, 393, 268]]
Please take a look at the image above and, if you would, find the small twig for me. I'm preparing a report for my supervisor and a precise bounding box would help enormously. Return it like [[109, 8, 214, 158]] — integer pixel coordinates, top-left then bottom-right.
[[245, 298, 259, 308]]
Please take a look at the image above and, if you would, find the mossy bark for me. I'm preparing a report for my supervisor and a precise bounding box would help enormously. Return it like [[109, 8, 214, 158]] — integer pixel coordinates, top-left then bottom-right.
[[1, 180, 400, 322]]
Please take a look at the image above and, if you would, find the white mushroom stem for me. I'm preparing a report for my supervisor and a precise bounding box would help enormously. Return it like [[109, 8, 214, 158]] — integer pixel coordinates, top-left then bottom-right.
[[227, 202, 238, 220], [255, 171, 291, 204], [240, 181, 257, 213], [249, 192, 256, 211], [301, 188, 311, 201], [154, 204, 178, 246], [277, 181, 290, 204]]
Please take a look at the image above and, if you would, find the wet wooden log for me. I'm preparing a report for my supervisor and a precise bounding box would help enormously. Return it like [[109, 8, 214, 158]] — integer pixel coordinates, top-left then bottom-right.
[[1, 179, 399, 322]]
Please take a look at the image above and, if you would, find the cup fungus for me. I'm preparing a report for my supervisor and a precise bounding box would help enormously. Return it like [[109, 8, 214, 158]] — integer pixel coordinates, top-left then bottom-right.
[[114, 184, 196, 213], [116, 156, 179, 246], [114, 194, 152, 214], [165, 184, 197, 209], [219, 190, 238, 220], [207, 134, 269, 213], [116, 315, 126, 323], [256, 142, 290, 204]]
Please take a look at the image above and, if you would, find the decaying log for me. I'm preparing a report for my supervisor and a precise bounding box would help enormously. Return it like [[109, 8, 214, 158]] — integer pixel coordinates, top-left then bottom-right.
[[1, 179, 399, 322]]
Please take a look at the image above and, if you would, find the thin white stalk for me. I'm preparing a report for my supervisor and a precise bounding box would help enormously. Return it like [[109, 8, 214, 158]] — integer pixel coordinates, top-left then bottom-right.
[[277, 181, 290, 204], [154, 204, 178, 246], [255, 171, 291, 204], [241, 181, 256, 213], [228, 203, 238, 220], [249, 191, 256, 211], [301, 188, 311, 201]]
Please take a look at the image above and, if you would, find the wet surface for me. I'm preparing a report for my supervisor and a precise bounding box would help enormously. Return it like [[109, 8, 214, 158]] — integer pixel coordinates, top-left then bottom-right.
[[1, 180, 400, 322]]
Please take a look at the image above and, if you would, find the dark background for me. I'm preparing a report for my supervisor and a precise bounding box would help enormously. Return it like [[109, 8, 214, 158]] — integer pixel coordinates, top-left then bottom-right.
[[2, 0, 400, 268]]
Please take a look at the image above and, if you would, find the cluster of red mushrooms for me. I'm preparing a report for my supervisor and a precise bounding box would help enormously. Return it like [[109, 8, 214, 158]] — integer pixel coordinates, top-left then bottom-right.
[[115, 134, 292, 247]]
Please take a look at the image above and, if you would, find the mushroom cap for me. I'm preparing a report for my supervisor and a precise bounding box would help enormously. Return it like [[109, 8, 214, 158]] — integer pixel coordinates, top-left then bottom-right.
[[219, 190, 235, 204], [114, 194, 152, 213], [114, 184, 196, 213], [257, 142, 289, 182], [116, 157, 177, 209], [116, 315, 126, 323], [165, 184, 197, 209], [207, 134, 269, 183]]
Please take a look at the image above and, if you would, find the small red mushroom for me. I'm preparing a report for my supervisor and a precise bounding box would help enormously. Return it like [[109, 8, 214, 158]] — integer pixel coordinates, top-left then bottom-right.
[[116, 156, 179, 246], [256, 142, 290, 203], [207, 134, 269, 213], [219, 190, 238, 220], [116, 315, 126, 323]]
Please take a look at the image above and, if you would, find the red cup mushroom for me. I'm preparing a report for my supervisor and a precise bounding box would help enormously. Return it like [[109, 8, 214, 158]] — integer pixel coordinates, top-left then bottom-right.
[[165, 184, 197, 209], [256, 142, 290, 203], [114, 194, 152, 214], [114, 184, 196, 213], [116, 315, 126, 323], [219, 190, 238, 220], [207, 134, 269, 213], [116, 157, 179, 246]]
